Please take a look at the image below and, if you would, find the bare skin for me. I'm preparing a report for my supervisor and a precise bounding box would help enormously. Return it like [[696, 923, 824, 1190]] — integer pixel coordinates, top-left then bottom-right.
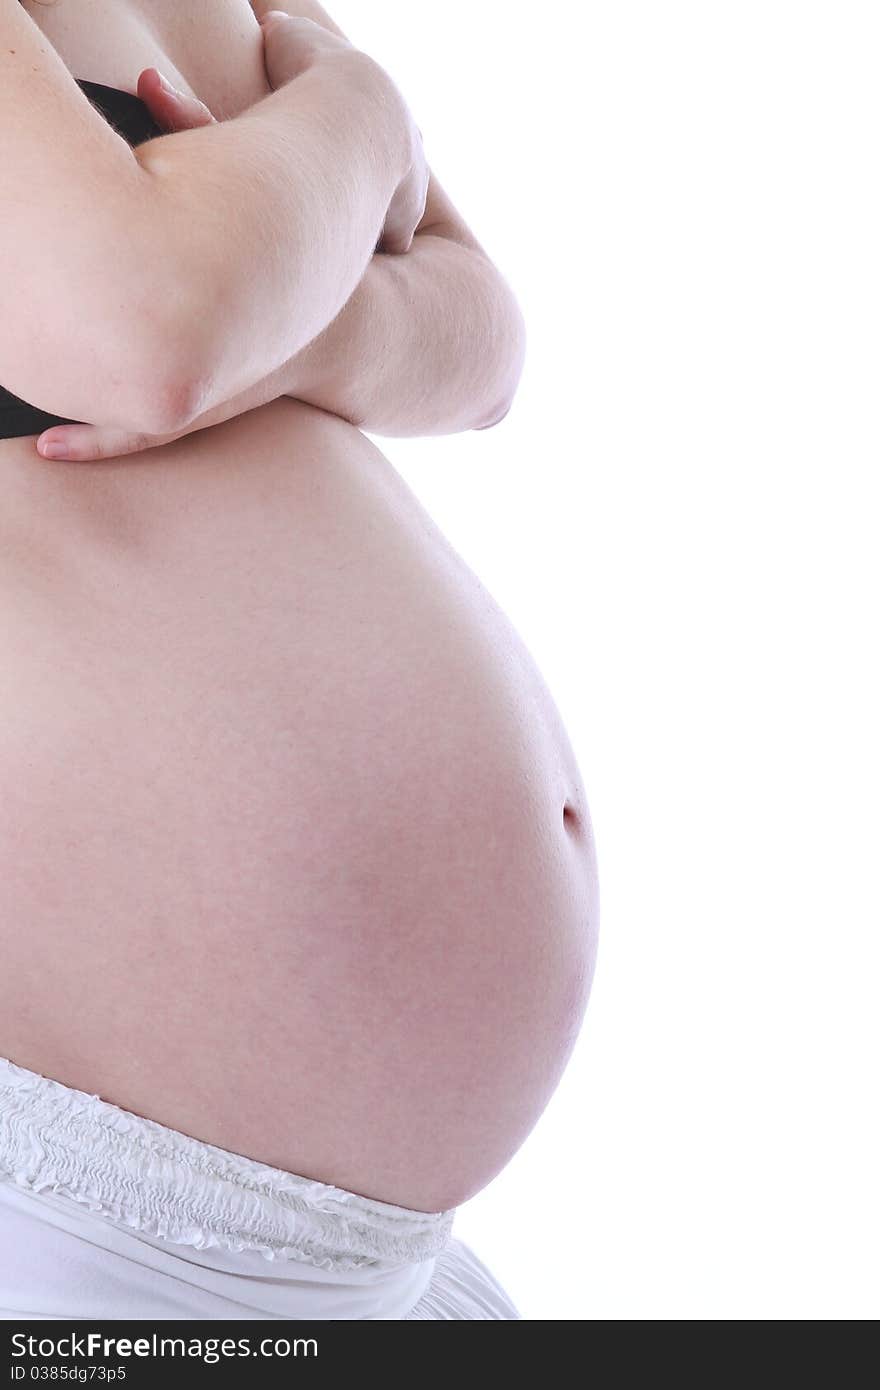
[[0, 0, 599, 1214]]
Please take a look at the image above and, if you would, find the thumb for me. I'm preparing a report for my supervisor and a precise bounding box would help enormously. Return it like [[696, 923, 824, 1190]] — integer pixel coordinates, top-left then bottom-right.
[[137, 68, 217, 131]]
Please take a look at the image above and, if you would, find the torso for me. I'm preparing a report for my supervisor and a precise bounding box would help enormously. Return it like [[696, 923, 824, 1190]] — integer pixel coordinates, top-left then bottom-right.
[[1, 0, 597, 1212]]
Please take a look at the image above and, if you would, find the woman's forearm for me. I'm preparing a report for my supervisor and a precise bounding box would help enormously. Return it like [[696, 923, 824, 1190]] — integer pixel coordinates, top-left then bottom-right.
[[284, 233, 527, 435], [153, 234, 525, 443], [32, 232, 525, 458], [135, 56, 407, 424]]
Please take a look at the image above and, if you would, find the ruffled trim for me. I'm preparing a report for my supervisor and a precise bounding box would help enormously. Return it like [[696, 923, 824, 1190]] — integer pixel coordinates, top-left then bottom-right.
[[0, 1056, 453, 1273], [404, 1239, 520, 1320]]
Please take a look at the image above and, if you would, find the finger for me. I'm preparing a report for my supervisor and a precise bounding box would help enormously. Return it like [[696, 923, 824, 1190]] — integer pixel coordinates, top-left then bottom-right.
[[138, 68, 217, 129], [136, 69, 217, 132], [36, 425, 154, 462]]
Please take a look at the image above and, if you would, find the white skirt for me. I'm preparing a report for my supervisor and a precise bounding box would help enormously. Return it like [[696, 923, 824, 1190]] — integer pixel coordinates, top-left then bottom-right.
[[0, 1056, 518, 1320]]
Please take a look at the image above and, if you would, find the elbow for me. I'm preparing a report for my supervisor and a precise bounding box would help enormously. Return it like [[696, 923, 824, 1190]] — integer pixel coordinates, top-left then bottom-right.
[[74, 344, 203, 440], [134, 368, 207, 437], [121, 293, 211, 437], [473, 399, 513, 432], [59, 303, 209, 440], [473, 286, 527, 432], [474, 392, 516, 432], [107, 215, 213, 436]]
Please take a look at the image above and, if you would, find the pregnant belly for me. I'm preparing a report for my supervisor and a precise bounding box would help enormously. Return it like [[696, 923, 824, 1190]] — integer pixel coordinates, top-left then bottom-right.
[[0, 398, 598, 1212]]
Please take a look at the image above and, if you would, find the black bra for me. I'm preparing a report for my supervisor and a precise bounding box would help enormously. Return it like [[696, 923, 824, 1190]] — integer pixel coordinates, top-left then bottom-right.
[[0, 80, 165, 441]]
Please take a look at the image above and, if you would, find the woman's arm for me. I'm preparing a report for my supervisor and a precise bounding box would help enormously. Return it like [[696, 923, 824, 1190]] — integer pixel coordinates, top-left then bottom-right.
[[36, 6, 524, 457], [284, 223, 526, 434], [36, 177, 523, 459], [2, 4, 411, 435], [37, 229, 523, 459], [135, 17, 415, 424], [255, 0, 526, 434], [251, 0, 480, 247]]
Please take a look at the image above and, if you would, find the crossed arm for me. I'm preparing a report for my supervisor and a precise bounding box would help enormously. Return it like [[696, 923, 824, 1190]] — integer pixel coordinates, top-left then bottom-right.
[[171, 203, 525, 439], [230, 0, 527, 435], [38, 0, 525, 459]]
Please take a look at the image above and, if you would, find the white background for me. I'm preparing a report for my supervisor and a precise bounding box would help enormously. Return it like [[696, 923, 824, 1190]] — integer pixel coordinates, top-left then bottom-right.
[[336, 2, 879, 1319]]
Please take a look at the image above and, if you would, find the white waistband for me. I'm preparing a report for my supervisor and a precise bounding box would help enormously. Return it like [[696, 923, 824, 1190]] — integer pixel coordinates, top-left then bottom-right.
[[0, 1056, 454, 1273]]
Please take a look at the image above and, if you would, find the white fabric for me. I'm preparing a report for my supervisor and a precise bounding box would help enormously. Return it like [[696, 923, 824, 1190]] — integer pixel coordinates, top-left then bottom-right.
[[0, 1056, 518, 1320]]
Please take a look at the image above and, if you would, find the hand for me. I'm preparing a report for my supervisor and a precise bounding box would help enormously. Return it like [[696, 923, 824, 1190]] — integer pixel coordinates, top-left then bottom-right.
[[260, 11, 428, 255], [37, 71, 217, 462], [259, 9, 358, 87]]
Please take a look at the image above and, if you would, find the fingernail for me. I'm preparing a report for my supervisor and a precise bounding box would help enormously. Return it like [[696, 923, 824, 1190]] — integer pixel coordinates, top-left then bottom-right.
[[40, 441, 69, 459], [157, 72, 176, 93]]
